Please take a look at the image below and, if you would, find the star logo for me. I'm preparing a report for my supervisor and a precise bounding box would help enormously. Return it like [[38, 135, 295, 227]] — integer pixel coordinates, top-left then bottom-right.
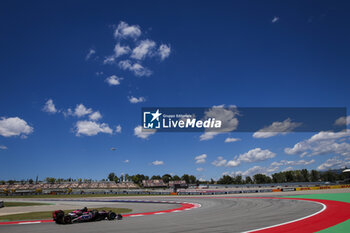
[[151, 109, 162, 122]]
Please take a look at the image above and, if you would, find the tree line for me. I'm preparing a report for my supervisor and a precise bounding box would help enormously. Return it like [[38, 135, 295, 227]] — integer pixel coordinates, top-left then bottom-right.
[[217, 169, 348, 185], [107, 173, 197, 185]]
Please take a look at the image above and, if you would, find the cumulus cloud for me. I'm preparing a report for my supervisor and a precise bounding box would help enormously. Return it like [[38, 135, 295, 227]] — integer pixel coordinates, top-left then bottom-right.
[[119, 60, 152, 77], [115, 125, 122, 133], [271, 159, 315, 167], [75, 121, 113, 136], [105, 75, 123, 86], [158, 44, 171, 60], [195, 154, 207, 164], [103, 56, 116, 64], [114, 43, 131, 57], [0, 117, 33, 137], [212, 148, 276, 168], [128, 96, 146, 104], [196, 167, 204, 172], [103, 21, 170, 77], [131, 39, 156, 60], [253, 118, 301, 138], [284, 131, 350, 157], [134, 125, 156, 139], [334, 116, 350, 126], [124, 159, 129, 163], [226, 158, 241, 167], [85, 48, 96, 60], [73, 104, 93, 118], [200, 105, 239, 141], [212, 156, 227, 167], [242, 165, 279, 176], [89, 111, 102, 121], [224, 137, 241, 143], [42, 99, 58, 114], [200, 132, 220, 141], [272, 16, 279, 23], [0, 145, 7, 150], [317, 157, 350, 170], [114, 21, 141, 40], [152, 160, 164, 165], [237, 148, 276, 163], [282, 166, 293, 172]]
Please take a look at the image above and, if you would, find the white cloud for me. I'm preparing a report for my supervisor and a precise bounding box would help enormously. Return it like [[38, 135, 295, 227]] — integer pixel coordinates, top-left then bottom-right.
[[236, 148, 276, 163], [196, 167, 204, 172], [128, 96, 146, 104], [114, 21, 141, 40], [253, 118, 301, 138], [271, 159, 315, 167], [0, 145, 7, 150], [272, 16, 279, 23], [212, 156, 227, 167], [242, 165, 279, 176], [282, 167, 293, 172], [285, 131, 350, 157], [0, 117, 33, 137], [195, 154, 207, 164], [308, 131, 350, 142], [152, 160, 164, 165], [124, 159, 129, 163], [200, 132, 220, 141], [134, 125, 156, 139], [114, 43, 131, 57], [119, 60, 152, 77], [200, 105, 239, 141], [103, 56, 116, 64], [224, 137, 241, 143], [63, 108, 73, 118], [317, 157, 350, 170], [85, 48, 96, 60], [105, 75, 123, 86], [334, 116, 350, 126], [74, 104, 93, 117], [115, 125, 122, 133], [226, 158, 241, 167], [42, 99, 58, 114], [212, 148, 276, 168], [158, 44, 171, 60], [75, 121, 113, 136], [131, 39, 156, 60], [89, 111, 102, 121]]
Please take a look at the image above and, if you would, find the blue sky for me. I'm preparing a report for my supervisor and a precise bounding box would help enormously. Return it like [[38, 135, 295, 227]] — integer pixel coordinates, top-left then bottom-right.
[[1, 1, 350, 181]]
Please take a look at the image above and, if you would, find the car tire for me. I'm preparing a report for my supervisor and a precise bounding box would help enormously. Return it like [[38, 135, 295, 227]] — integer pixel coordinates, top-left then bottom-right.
[[107, 211, 117, 220], [63, 215, 72, 224]]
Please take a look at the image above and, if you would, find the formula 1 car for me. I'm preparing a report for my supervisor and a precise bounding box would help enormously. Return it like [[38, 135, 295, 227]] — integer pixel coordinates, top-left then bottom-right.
[[53, 207, 123, 224]]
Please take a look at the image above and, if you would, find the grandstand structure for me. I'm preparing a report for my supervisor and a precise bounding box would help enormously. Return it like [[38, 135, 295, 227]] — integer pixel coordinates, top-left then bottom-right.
[[142, 179, 167, 188], [0, 181, 139, 195]]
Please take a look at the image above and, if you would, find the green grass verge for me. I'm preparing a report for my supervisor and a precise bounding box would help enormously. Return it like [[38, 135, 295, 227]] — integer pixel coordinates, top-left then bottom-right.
[[4, 202, 51, 207], [1, 193, 170, 199], [283, 192, 350, 233], [285, 193, 350, 203], [0, 208, 132, 222]]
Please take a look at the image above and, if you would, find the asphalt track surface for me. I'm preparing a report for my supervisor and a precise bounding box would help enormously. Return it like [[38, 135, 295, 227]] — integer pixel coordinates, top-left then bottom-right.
[[0, 197, 323, 233]]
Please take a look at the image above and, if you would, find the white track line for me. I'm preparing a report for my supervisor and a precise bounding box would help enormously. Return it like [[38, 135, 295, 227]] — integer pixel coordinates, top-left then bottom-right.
[[18, 221, 42, 225], [243, 200, 327, 233]]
